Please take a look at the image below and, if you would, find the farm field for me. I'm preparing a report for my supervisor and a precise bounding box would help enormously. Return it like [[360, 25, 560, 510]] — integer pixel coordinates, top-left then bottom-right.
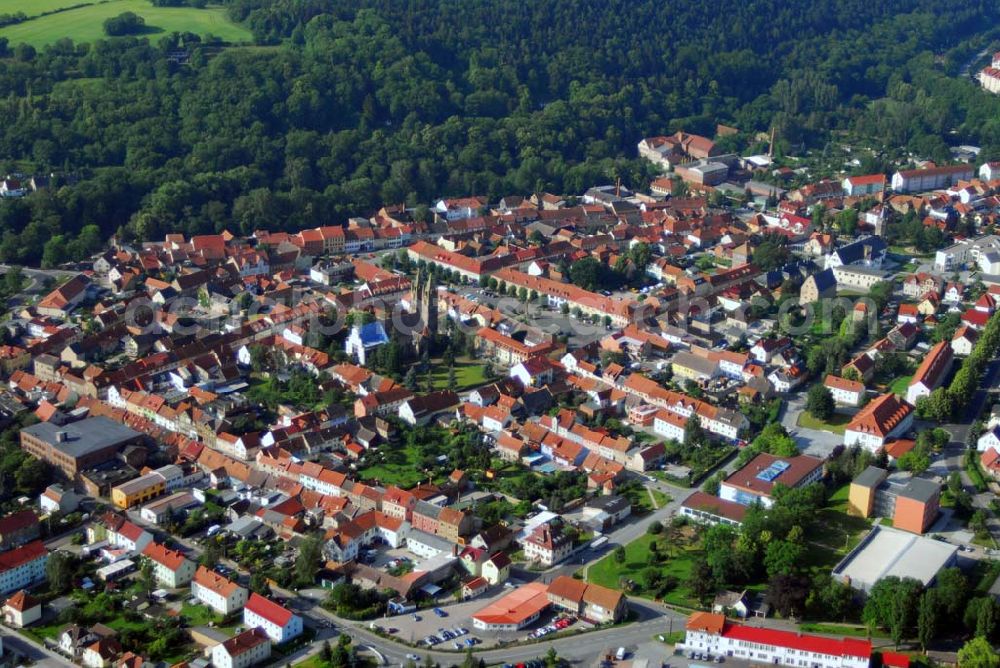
[[0, 0, 83, 18], [0, 0, 251, 48]]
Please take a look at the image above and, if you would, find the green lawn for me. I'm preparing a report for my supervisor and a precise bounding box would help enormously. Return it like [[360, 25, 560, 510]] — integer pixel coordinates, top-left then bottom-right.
[[295, 657, 326, 668], [0, 0, 86, 18], [796, 411, 852, 435], [586, 534, 699, 607], [799, 623, 885, 638], [0, 0, 252, 48], [181, 602, 223, 627], [889, 375, 913, 396], [429, 360, 489, 391], [358, 442, 426, 488]]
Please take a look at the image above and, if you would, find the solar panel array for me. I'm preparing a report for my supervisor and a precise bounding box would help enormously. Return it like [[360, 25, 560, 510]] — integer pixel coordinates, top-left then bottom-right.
[[756, 460, 790, 482]]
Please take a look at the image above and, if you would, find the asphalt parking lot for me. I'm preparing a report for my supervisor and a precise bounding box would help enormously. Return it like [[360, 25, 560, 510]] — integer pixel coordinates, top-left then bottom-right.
[[373, 588, 589, 650]]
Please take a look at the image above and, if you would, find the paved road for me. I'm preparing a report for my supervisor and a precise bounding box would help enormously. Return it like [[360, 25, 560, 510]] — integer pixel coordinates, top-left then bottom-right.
[[0, 263, 76, 294], [288, 590, 684, 667], [0, 624, 76, 668]]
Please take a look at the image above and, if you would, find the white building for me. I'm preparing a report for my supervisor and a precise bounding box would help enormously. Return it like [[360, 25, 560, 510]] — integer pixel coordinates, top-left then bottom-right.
[[843, 393, 915, 453], [978, 426, 1000, 453], [211, 628, 271, 668], [141, 543, 196, 588], [192, 566, 248, 616], [934, 235, 1000, 271], [824, 375, 864, 407], [683, 613, 870, 668], [243, 593, 303, 644], [0, 542, 47, 595]]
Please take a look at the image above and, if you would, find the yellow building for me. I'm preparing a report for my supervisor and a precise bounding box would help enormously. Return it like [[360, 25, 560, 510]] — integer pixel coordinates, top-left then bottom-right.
[[111, 472, 166, 509]]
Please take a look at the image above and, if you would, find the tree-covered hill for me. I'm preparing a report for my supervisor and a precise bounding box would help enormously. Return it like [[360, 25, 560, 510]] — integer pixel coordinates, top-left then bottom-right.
[[0, 0, 996, 265]]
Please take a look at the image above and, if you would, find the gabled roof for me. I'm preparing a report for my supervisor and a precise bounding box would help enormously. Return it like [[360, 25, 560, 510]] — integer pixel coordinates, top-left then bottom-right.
[[847, 393, 914, 438], [220, 628, 269, 657], [141, 542, 190, 571], [245, 593, 295, 627]]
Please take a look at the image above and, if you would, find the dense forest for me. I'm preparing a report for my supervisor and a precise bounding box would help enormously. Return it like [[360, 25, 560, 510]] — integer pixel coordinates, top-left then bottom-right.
[[0, 0, 998, 265]]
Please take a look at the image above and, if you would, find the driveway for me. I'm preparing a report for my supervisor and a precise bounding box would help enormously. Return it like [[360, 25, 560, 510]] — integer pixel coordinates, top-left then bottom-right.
[[780, 396, 844, 457]]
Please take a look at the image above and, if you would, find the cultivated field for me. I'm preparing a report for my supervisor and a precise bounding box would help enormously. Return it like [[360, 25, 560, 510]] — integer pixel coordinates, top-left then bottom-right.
[[0, 0, 252, 48]]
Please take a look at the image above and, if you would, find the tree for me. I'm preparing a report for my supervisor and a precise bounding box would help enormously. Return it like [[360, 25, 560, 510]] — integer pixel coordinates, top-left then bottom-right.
[[103, 11, 146, 36], [917, 590, 938, 652], [763, 540, 805, 578], [687, 557, 716, 604], [294, 535, 322, 587], [569, 257, 602, 291], [613, 546, 626, 564], [249, 572, 271, 596], [766, 574, 810, 619], [958, 636, 1000, 668], [805, 384, 834, 421], [544, 647, 560, 668], [683, 414, 707, 448], [46, 550, 74, 594], [754, 235, 790, 271], [863, 577, 923, 648], [935, 568, 969, 619], [200, 539, 222, 568]]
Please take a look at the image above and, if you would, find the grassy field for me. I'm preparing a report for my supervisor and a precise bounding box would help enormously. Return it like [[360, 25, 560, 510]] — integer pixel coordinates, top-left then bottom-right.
[[889, 375, 913, 396], [586, 534, 699, 607], [358, 442, 426, 488], [0, 0, 85, 18], [430, 360, 489, 391], [0, 0, 252, 48], [796, 410, 852, 435]]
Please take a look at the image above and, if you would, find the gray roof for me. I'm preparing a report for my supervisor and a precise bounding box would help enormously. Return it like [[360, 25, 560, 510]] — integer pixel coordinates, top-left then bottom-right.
[[854, 466, 888, 489], [832, 525, 957, 592], [898, 477, 940, 503], [808, 268, 837, 292], [22, 417, 141, 458]]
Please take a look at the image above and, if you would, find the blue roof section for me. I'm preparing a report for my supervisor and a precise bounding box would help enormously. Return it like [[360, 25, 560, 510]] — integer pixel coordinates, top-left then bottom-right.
[[357, 321, 389, 346]]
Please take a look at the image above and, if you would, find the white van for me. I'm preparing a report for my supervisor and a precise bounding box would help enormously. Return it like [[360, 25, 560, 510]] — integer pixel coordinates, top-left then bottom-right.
[[616, 647, 627, 661]]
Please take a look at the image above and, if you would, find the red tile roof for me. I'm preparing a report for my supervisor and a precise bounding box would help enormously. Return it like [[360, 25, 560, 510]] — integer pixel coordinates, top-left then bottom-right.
[[847, 393, 914, 438], [723, 623, 871, 658], [0, 510, 38, 536], [0, 541, 46, 572], [141, 542, 190, 571], [245, 593, 295, 627], [910, 341, 953, 391], [193, 566, 242, 598], [220, 628, 269, 657]]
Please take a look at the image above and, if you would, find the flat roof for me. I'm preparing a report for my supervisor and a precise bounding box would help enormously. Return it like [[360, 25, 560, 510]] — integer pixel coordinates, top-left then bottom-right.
[[898, 478, 940, 504], [833, 525, 956, 591], [22, 417, 141, 459], [853, 466, 888, 490]]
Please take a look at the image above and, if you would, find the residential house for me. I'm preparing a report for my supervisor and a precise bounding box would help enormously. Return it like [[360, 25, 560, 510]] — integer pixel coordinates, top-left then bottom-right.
[[824, 375, 865, 407], [141, 543, 196, 588], [192, 566, 248, 616], [2, 590, 41, 627], [905, 341, 953, 406], [243, 593, 303, 644], [521, 521, 573, 566], [211, 628, 271, 668]]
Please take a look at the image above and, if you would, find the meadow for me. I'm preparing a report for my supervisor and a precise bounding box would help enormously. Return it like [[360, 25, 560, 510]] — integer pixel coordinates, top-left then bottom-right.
[[0, 0, 251, 48]]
